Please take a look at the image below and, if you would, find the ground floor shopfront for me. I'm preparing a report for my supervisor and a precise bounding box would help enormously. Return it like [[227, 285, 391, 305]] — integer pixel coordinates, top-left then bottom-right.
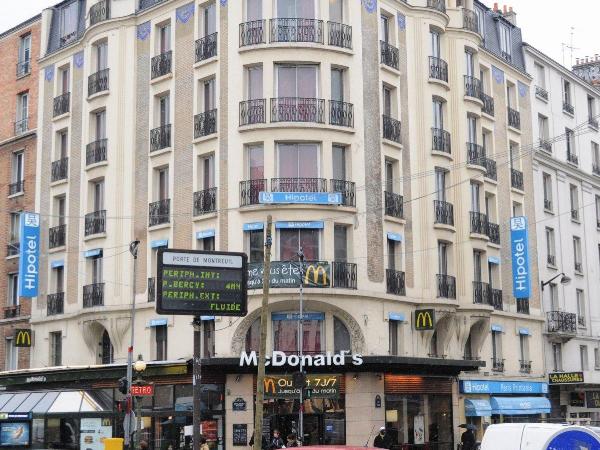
[[547, 374, 600, 426]]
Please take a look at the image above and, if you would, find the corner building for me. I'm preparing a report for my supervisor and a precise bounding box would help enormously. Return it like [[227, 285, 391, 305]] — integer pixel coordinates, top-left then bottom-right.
[[29, 0, 544, 448]]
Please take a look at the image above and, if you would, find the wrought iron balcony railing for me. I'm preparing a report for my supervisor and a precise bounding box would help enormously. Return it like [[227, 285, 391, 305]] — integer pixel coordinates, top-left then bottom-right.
[[432, 128, 451, 153], [473, 281, 491, 305], [333, 262, 357, 289], [535, 85, 548, 101], [563, 101, 574, 115], [150, 124, 171, 152], [567, 151, 579, 165], [434, 200, 454, 226], [517, 298, 529, 314], [384, 191, 404, 219], [53, 92, 70, 117], [240, 99, 266, 126], [492, 358, 505, 372], [196, 32, 218, 62], [501, 51, 512, 63], [547, 311, 576, 334], [380, 40, 399, 69], [386, 269, 406, 296], [491, 288, 503, 310], [330, 179, 356, 207], [437, 274, 456, 299], [49, 224, 66, 249], [329, 100, 354, 127], [85, 210, 106, 236], [539, 139, 552, 153], [271, 177, 327, 193], [14, 117, 28, 136], [8, 180, 24, 196], [90, 0, 110, 25], [327, 22, 352, 49], [467, 142, 486, 169], [239, 20, 266, 47], [83, 283, 104, 308], [148, 277, 155, 302], [270, 97, 325, 123], [88, 68, 109, 96], [16, 60, 31, 78], [382, 115, 401, 143], [7, 242, 19, 257], [151, 50, 172, 79], [463, 9, 479, 33], [511, 168, 524, 190], [520, 360, 532, 374], [47, 292, 64, 316], [487, 222, 500, 245], [429, 56, 448, 82], [138, 0, 165, 10], [508, 107, 521, 129], [51, 157, 69, 182], [470, 211, 488, 235], [270, 18, 323, 44], [483, 157, 497, 181], [481, 92, 495, 116], [3, 305, 20, 319], [193, 188, 217, 216], [464, 76, 482, 100], [427, 0, 446, 13], [149, 199, 170, 226], [194, 109, 217, 138], [86, 138, 108, 165], [240, 179, 266, 207]]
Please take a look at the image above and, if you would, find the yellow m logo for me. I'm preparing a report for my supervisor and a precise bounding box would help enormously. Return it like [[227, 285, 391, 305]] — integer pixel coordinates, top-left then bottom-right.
[[15, 330, 31, 347], [264, 378, 276, 394], [304, 265, 328, 286], [415, 311, 434, 330]]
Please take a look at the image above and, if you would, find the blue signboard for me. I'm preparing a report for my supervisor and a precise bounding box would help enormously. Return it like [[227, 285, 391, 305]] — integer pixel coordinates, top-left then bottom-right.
[[510, 216, 531, 299], [275, 221, 324, 229], [388, 312, 405, 321], [196, 229, 215, 239], [259, 192, 342, 205], [18, 213, 40, 298], [149, 318, 168, 327], [243, 222, 264, 231], [386, 232, 402, 242], [272, 312, 325, 321], [460, 379, 548, 394]]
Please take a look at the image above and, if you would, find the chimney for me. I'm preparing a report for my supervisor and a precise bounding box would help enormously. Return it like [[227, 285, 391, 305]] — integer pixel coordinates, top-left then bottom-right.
[[503, 5, 517, 26], [576, 58, 580, 65], [503, 4, 507, 14], [493, 2, 498, 12]]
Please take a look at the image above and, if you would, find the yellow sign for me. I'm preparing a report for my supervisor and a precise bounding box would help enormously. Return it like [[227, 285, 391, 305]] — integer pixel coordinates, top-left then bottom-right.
[[549, 372, 584, 384], [14, 329, 31, 347], [304, 264, 329, 287], [415, 309, 435, 330]]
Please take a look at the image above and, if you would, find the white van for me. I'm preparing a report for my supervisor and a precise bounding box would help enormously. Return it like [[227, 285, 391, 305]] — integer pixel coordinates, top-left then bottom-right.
[[480, 423, 600, 450]]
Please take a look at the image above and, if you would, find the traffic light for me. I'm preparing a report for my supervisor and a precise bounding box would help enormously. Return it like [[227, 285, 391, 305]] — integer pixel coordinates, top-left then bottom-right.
[[118, 377, 129, 395], [304, 387, 313, 399]]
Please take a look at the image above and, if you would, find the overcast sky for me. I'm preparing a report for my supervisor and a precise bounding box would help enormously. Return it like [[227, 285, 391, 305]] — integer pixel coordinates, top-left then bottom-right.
[[1, 0, 599, 69]]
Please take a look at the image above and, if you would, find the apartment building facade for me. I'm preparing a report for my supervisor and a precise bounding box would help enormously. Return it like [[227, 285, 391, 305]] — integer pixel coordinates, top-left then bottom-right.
[[0, 15, 41, 372], [525, 44, 600, 424], [25, 0, 544, 448]]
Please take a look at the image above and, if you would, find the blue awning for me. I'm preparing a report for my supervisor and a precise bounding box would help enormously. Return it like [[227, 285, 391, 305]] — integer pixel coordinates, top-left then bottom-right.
[[465, 399, 492, 417], [151, 239, 168, 248], [490, 396, 551, 415]]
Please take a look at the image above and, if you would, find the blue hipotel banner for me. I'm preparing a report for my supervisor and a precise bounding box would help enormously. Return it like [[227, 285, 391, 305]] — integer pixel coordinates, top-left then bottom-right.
[[460, 379, 548, 394], [18, 212, 40, 297], [510, 216, 531, 299], [259, 192, 341, 205]]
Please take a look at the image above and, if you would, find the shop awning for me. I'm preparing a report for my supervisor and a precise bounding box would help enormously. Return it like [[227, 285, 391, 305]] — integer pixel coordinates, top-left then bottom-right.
[[490, 396, 551, 415], [0, 390, 113, 414], [465, 398, 492, 416]]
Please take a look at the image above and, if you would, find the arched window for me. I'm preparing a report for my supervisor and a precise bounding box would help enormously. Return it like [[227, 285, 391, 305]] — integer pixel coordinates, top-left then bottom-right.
[[430, 330, 438, 358], [101, 329, 114, 364], [245, 319, 260, 353], [334, 317, 351, 353]]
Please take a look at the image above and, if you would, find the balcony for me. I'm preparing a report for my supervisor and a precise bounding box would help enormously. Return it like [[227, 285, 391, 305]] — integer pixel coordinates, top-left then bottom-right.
[[575, 261, 583, 273], [517, 298, 529, 314], [83, 283, 104, 308], [567, 151, 579, 165], [432, 128, 451, 154], [239, 99, 266, 126], [86, 138, 107, 165], [563, 101, 574, 115], [487, 222, 500, 245], [88, 68, 109, 96], [492, 358, 505, 372], [151, 50, 172, 79], [328, 22, 352, 49], [333, 262, 357, 289], [571, 209, 579, 221], [380, 40, 399, 70], [593, 164, 600, 176], [16, 60, 31, 78], [240, 179, 266, 207], [270, 18, 323, 44], [196, 32, 218, 62], [386, 269, 406, 296], [51, 157, 69, 182], [382, 115, 401, 143], [85, 210, 106, 236], [547, 254, 556, 266], [14, 117, 28, 135], [384, 191, 404, 219], [481, 93, 494, 116], [547, 311, 576, 334], [434, 200, 454, 226], [507, 107, 521, 129], [239, 20, 266, 47], [491, 288, 503, 310], [464, 76, 482, 100], [467, 143, 486, 169], [483, 157, 497, 181], [470, 211, 488, 235], [47, 292, 64, 316], [7, 242, 19, 257], [271, 177, 327, 193], [270, 97, 325, 123], [149, 199, 170, 226], [8, 180, 24, 196], [138, 0, 165, 10], [148, 277, 155, 302], [539, 139, 552, 153], [473, 281, 491, 305], [429, 56, 448, 83], [53, 92, 70, 117], [329, 101, 354, 127], [463, 9, 479, 34], [331, 179, 356, 207], [150, 124, 171, 152], [193, 188, 217, 216], [426, 0, 446, 13], [194, 109, 217, 138], [535, 86, 548, 101], [437, 274, 456, 299], [90, 0, 110, 25], [3, 305, 20, 319], [511, 168, 524, 190], [519, 360, 532, 374], [49, 224, 66, 249]]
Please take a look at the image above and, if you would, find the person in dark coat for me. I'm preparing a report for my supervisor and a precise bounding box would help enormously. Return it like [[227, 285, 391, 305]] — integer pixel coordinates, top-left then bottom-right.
[[460, 428, 476, 450], [373, 427, 392, 449], [270, 430, 285, 450], [249, 432, 269, 450], [286, 434, 299, 447]]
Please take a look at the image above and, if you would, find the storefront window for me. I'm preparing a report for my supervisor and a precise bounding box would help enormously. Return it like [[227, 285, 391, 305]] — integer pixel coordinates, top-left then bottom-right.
[[273, 318, 322, 354], [46, 417, 79, 449], [32, 419, 44, 446], [155, 385, 174, 410]]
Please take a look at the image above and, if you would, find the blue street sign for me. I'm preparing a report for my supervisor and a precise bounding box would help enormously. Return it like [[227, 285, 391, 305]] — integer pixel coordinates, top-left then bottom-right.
[[259, 192, 342, 205], [18, 212, 40, 297], [510, 216, 531, 299]]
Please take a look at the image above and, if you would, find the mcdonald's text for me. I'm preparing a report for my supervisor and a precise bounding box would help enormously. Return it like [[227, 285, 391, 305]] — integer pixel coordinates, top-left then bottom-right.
[[239, 350, 363, 367]]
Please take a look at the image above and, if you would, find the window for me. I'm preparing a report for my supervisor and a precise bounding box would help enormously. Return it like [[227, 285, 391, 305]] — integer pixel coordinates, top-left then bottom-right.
[[60, 67, 70, 95], [18, 34, 31, 66], [94, 110, 106, 140], [329, 0, 343, 23], [566, 128, 576, 161], [491, 330, 502, 361], [546, 227, 556, 266], [334, 317, 350, 353], [277, 143, 319, 179], [202, 78, 216, 112], [581, 345, 589, 371], [470, 181, 480, 212], [475, 7, 484, 37], [548, 283, 558, 311], [57, 196, 66, 226], [596, 196, 600, 228], [332, 145, 346, 181], [593, 142, 600, 171], [277, 0, 315, 19], [389, 319, 400, 356], [155, 325, 167, 360], [158, 94, 170, 126], [498, 23, 511, 58], [433, 98, 444, 130], [202, 320, 215, 358], [55, 266, 64, 294], [552, 343, 562, 371], [577, 290, 586, 327], [248, 229, 264, 263], [385, 159, 395, 193], [563, 79, 572, 106], [93, 180, 104, 211], [512, 201, 523, 217], [535, 63, 545, 89], [50, 331, 62, 366], [199, 154, 215, 190], [9, 213, 20, 244], [7, 273, 19, 307], [382, 85, 393, 117], [473, 250, 482, 282], [519, 334, 529, 363], [201, 2, 216, 36], [276, 64, 318, 98], [95, 40, 108, 71], [467, 115, 477, 144], [435, 168, 447, 201], [509, 142, 519, 170], [334, 225, 348, 262], [157, 167, 169, 201], [91, 256, 103, 284], [247, 66, 263, 100], [387, 238, 398, 270], [158, 22, 171, 53], [588, 96, 596, 120], [248, 145, 264, 180], [573, 236, 582, 273], [542, 173, 552, 210], [438, 241, 448, 275], [5, 339, 17, 371], [16, 92, 28, 124], [538, 114, 549, 142], [59, 2, 78, 42], [12, 151, 24, 186], [596, 348, 600, 370], [198, 235, 215, 251], [570, 184, 579, 220], [331, 67, 344, 102], [273, 314, 322, 354], [380, 14, 390, 43], [430, 30, 440, 58], [245, 319, 260, 352], [279, 228, 319, 260], [506, 82, 515, 108], [58, 130, 68, 159], [465, 49, 474, 77]]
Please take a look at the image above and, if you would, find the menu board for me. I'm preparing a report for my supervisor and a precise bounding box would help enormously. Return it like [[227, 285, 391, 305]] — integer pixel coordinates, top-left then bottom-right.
[[587, 391, 600, 408], [80, 418, 112, 450], [233, 424, 247, 446], [157, 249, 248, 316]]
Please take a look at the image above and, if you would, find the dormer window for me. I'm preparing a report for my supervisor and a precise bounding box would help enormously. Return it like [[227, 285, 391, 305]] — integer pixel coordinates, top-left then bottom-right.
[[59, 2, 79, 46], [498, 22, 511, 61]]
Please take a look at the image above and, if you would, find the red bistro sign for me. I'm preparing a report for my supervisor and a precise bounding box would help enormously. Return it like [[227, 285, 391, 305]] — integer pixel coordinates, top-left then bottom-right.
[[131, 384, 154, 396]]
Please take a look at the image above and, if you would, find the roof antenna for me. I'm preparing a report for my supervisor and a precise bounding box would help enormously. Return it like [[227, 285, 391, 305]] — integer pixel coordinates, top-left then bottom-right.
[[561, 26, 579, 68]]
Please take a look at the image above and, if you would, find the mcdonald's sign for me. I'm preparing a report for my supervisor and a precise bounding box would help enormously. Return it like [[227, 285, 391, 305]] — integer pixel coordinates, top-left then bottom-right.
[[414, 309, 435, 330], [14, 329, 32, 347], [304, 263, 330, 287]]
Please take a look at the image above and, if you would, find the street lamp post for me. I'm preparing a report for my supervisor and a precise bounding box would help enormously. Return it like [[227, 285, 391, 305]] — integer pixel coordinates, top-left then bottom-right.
[[133, 355, 147, 450], [540, 272, 571, 291], [297, 248, 305, 444]]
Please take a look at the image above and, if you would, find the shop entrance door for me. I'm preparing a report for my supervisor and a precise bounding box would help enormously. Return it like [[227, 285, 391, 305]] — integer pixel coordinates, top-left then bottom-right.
[[269, 414, 323, 445]]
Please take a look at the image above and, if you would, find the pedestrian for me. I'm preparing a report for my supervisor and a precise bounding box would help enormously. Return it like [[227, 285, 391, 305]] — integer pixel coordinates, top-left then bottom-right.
[[286, 434, 299, 447], [139, 440, 149, 450], [249, 431, 269, 450], [373, 426, 392, 449], [200, 435, 210, 450], [460, 427, 476, 450], [270, 429, 285, 449]]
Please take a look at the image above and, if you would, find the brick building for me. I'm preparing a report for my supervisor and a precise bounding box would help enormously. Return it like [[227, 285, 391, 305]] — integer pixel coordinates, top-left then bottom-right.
[[0, 14, 41, 370]]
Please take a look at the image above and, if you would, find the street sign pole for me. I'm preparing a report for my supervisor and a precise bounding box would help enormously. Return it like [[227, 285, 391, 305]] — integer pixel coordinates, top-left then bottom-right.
[[125, 240, 140, 449], [193, 316, 202, 450], [297, 249, 304, 443]]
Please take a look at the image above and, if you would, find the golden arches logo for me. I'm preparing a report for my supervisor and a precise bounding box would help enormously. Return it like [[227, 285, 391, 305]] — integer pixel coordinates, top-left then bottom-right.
[[264, 378, 276, 395], [304, 265, 328, 286], [15, 330, 31, 347], [415, 310, 434, 330]]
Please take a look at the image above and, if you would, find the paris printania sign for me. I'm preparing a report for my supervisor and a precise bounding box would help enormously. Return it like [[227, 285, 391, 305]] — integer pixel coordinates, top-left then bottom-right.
[[239, 351, 363, 367]]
